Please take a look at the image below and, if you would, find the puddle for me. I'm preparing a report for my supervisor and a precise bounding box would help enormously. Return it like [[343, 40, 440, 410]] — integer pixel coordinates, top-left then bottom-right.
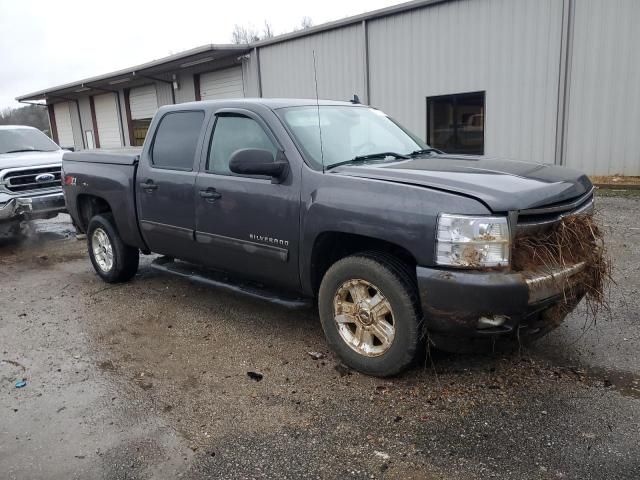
[[0, 215, 75, 249], [571, 365, 640, 399]]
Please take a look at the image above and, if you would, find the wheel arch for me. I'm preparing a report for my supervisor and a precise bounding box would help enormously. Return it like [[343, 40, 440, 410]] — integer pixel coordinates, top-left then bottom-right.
[[76, 194, 112, 232], [308, 231, 418, 297]]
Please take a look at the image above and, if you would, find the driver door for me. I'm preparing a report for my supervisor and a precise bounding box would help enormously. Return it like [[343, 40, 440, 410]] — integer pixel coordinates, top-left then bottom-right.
[[193, 110, 301, 291]]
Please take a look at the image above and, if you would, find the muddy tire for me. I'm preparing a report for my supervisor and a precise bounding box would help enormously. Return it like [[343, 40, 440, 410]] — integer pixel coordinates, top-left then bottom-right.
[[87, 214, 139, 283], [318, 253, 423, 377]]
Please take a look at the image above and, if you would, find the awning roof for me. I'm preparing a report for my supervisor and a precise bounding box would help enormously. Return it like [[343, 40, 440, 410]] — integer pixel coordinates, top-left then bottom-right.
[[16, 44, 251, 103]]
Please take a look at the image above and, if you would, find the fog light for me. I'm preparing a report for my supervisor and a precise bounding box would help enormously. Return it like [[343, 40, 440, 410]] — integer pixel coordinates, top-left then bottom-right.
[[477, 315, 510, 329]]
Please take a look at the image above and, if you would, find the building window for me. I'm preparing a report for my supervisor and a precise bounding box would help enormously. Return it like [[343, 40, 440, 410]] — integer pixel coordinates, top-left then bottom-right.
[[427, 91, 485, 155]]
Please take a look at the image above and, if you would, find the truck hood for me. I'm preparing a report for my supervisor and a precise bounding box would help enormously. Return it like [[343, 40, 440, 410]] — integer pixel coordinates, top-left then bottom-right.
[[331, 155, 592, 212], [0, 150, 65, 171]]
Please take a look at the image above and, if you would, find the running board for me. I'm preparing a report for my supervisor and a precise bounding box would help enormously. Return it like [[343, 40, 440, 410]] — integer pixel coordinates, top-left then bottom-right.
[[149, 257, 312, 310]]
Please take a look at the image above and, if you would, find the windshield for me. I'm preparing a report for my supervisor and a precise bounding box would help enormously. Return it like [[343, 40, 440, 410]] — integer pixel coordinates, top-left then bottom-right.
[[0, 128, 60, 155], [279, 106, 428, 169]]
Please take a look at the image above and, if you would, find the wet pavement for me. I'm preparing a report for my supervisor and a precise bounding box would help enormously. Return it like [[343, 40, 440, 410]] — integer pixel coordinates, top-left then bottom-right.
[[1, 198, 639, 480]]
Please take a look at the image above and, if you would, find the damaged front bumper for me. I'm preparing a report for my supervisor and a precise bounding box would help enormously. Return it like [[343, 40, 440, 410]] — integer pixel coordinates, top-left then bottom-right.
[[0, 192, 67, 222], [417, 262, 586, 347]]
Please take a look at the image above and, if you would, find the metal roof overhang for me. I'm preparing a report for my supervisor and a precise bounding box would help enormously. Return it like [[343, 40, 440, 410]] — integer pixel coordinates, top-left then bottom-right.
[[16, 44, 251, 104]]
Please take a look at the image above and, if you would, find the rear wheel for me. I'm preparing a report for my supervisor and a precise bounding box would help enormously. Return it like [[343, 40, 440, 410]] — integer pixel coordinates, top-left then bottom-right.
[[87, 214, 139, 283], [318, 253, 422, 377]]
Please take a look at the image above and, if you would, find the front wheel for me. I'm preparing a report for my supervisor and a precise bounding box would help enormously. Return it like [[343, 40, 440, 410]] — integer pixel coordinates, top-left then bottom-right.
[[318, 254, 423, 377], [87, 214, 139, 283]]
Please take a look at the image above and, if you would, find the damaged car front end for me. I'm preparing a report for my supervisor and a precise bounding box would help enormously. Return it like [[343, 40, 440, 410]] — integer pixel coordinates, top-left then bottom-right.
[[0, 164, 67, 236], [0, 126, 68, 236], [418, 187, 599, 351]]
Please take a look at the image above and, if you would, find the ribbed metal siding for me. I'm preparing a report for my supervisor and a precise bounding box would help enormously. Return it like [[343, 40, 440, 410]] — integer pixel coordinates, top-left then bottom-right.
[[367, 0, 563, 165], [242, 55, 260, 97], [53, 102, 74, 149], [175, 72, 196, 103], [156, 82, 174, 107], [259, 24, 365, 101], [563, 0, 640, 175]]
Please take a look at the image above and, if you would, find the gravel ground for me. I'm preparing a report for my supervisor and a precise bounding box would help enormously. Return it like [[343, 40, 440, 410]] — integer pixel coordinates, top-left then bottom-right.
[[1, 194, 639, 480]]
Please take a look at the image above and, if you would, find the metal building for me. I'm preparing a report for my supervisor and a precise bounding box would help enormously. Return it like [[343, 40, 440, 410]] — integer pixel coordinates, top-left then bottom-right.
[[16, 0, 640, 175]]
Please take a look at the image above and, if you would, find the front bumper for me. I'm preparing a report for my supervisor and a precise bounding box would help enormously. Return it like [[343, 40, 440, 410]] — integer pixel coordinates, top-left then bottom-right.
[[0, 192, 66, 222], [417, 262, 586, 342]]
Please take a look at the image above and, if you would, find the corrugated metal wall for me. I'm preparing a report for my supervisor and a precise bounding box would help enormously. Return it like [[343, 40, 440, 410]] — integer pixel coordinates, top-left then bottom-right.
[[242, 54, 260, 98], [175, 72, 196, 103], [68, 101, 84, 150], [156, 82, 174, 106], [367, 0, 564, 165], [53, 102, 74, 149], [563, 0, 640, 175], [56, 0, 640, 174], [259, 24, 366, 101], [78, 97, 94, 147]]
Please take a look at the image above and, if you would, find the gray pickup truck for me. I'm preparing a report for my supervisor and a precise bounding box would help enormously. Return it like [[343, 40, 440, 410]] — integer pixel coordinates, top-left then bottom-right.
[[1, 125, 67, 236], [62, 99, 594, 376]]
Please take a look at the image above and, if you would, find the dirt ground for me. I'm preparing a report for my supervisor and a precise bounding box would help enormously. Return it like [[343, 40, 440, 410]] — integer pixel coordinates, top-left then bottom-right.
[[1, 193, 639, 480]]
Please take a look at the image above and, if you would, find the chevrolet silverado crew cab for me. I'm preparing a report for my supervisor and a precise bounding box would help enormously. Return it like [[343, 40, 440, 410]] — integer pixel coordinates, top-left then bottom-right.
[[62, 99, 595, 376], [1, 125, 67, 236]]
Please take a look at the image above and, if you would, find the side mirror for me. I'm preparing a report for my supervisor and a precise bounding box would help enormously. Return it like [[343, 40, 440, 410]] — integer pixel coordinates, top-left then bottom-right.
[[229, 148, 288, 179]]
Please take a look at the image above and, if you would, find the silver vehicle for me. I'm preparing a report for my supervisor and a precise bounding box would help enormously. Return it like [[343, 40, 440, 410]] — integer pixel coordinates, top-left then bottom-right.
[[0, 125, 67, 236]]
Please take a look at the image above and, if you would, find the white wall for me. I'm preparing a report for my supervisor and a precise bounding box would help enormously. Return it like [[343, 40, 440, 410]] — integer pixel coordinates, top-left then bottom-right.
[[367, 0, 564, 165], [563, 0, 640, 175], [259, 24, 366, 102]]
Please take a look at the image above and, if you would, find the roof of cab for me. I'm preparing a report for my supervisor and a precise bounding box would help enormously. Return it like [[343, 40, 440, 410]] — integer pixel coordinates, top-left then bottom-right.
[[0, 125, 38, 130], [157, 98, 365, 112]]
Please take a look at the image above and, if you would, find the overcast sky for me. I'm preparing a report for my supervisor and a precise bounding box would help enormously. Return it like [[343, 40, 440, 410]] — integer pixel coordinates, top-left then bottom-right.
[[0, 0, 402, 110]]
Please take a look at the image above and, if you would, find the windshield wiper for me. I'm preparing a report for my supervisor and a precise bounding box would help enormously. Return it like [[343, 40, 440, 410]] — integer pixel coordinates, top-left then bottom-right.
[[4, 149, 45, 153], [327, 152, 409, 170], [407, 148, 442, 157]]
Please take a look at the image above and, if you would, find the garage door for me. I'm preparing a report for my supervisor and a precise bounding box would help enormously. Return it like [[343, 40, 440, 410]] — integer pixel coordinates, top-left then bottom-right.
[[200, 67, 244, 100], [53, 102, 74, 149], [93, 93, 122, 149], [130, 84, 158, 120]]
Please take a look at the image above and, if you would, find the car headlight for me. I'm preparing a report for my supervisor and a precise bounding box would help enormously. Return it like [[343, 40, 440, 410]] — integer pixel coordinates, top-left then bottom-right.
[[436, 214, 510, 268]]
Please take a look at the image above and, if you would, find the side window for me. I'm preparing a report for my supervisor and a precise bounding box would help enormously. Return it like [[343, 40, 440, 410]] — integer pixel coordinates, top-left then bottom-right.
[[207, 115, 277, 175], [151, 111, 205, 170]]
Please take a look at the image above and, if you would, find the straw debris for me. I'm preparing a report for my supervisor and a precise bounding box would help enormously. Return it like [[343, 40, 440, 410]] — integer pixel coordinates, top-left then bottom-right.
[[512, 214, 612, 320]]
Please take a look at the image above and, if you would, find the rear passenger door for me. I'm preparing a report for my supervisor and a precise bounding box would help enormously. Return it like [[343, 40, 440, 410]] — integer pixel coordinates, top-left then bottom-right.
[[193, 109, 301, 291], [136, 110, 206, 260]]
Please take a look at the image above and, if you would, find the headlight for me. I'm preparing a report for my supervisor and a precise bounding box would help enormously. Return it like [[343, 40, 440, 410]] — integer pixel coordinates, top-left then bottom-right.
[[436, 214, 510, 267]]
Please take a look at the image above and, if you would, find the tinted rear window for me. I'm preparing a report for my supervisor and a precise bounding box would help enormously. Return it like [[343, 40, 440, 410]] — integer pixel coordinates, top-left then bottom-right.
[[151, 111, 205, 170]]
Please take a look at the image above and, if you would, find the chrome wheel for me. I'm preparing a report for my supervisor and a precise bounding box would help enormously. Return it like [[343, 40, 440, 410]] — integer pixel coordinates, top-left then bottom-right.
[[91, 227, 114, 272], [333, 279, 395, 357]]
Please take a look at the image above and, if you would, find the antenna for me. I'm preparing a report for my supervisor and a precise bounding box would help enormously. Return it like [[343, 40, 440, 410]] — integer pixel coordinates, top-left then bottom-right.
[[312, 50, 325, 171]]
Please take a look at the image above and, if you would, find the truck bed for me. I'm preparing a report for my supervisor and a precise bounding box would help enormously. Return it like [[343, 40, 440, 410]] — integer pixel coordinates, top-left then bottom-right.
[[62, 148, 146, 250], [62, 148, 142, 165]]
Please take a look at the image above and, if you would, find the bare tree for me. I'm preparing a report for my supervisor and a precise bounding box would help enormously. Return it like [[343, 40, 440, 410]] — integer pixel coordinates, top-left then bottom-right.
[[300, 16, 313, 29], [263, 21, 274, 39], [231, 24, 261, 44], [0, 105, 50, 136]]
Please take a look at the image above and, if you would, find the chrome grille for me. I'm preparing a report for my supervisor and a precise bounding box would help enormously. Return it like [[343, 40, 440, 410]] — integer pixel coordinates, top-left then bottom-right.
[[516, 188, 595, 235], [2, 166, 62, 193]]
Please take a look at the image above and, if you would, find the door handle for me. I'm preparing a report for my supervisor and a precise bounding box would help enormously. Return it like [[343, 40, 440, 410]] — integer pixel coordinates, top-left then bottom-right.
[[140, 181, 158, 191], [199, 188, 222, 201], [200, 188, 222, 202]]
